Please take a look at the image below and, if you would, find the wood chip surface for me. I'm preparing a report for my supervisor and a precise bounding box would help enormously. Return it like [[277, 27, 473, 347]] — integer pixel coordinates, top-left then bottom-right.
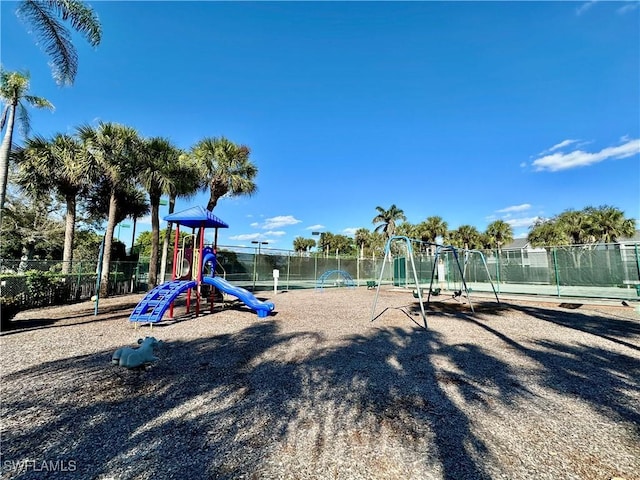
[[1, 288, 639, 480]]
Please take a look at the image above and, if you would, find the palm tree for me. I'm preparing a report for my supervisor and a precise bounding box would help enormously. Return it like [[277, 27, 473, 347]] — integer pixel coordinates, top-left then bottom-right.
[[0, 69, 54, 220], [136, 137, 181, 288], [584, 205, 637, 274], [527, 218, 569, 247], [14, 0, 101, 85], [450, 225, 482, 250], [421, 216, 448, 244], [14, 133, 94, 273], [585, 205, 636, 243], [485, 220, 514, 253], [417, 216, 448, 254], [124, 187, 151, 255], [354, 228, 372, 259], [191, 137, 258, 211], [158, 151, 202, 283], [293, 237, 316, 254], [85, 179, 148, 227], [557, 210, 593, 245], [78, 122, 140, 297], [372, 204, 407, 243]]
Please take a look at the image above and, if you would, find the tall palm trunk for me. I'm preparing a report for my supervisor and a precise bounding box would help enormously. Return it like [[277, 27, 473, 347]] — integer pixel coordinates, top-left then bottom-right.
[[0, 101, 17, 221], [100, 192, 118, 297], [159, 195, 176, 283], [130, 218, 137, 255], [62, 193, 76, 274], [148, 198, 160, 289], [206, 179, 227, 211]]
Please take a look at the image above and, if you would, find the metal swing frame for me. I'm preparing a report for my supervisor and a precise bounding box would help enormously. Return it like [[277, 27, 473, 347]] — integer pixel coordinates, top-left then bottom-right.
[[370, 236, 428, 328], [370, 237, 500, 328]]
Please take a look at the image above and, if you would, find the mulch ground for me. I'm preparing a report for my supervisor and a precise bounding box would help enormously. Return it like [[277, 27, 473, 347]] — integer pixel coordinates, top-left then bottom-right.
[[1, 287, 639, 480]]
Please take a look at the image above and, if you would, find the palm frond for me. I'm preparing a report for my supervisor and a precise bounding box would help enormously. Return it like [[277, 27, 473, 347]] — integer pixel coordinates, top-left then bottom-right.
[[24, 95, 54, 110], [49, 0, 102, 46], [17, 103, 31, 137], [17, 0, 77, 85], [0, 69, 30, 102]]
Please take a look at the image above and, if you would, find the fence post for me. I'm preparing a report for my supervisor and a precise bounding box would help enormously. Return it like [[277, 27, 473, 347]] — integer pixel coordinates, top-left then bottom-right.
[[552, 247, 561, 297], [286, 253, 290, 291], [314, 253, 318, 286], [94, 236, 105, 316], [114, 261, 120, 294], [495, 249, 501, 294], [75, 261, 82, 300]]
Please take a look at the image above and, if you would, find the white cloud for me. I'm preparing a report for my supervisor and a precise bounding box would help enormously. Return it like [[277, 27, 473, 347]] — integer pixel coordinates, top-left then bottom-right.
[[260, 215, 302, 229], [542, 139, 579, 154], [342, 227, 358, 236], [306, 224, 325, 231], [229, 230, 286, 241], [497, 204, 531, 214], [135, 215, 152, 225], [249, 222, 259, 228], [576, 1, 637, 16], [576, 1, 598, 15], [617, 2, 638, 14], [229, 233, 262, 241], [532, 138, 640, 172], [505, 216, 541, 228]]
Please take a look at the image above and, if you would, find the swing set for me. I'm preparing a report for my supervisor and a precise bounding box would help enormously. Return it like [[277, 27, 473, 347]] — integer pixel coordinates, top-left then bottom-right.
[[370, 236, 500, 329]]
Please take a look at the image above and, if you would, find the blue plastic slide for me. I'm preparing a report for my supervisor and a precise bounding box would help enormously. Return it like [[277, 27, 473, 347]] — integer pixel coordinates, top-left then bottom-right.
[[202, 276, 275, 318]]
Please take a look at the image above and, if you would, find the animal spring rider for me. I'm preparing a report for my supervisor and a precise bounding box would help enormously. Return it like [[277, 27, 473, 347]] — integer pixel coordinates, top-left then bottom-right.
[[112, 337, 161, 369]]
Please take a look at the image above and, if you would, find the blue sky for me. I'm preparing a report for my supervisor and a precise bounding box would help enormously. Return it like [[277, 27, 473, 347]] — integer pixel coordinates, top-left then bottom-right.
[[2, 1, 639, 251]]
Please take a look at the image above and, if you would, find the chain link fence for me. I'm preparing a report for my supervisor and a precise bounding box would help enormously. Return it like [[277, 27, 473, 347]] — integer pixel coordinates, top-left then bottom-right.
[[0, 259, 147, 322], [390, 242, 640, 300], [2, 242, 639, 322]]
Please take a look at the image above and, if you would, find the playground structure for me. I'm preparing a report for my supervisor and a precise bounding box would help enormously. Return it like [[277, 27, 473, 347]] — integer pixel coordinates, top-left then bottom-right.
[[315, 270, 356, 290], [129, 206, 274, 325], [370, 236, 499, 328]]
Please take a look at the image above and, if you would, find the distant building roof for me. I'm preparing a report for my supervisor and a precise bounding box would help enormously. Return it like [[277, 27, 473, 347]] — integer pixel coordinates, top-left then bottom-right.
[[503, 238, 529, 250], [164, 206, 229, 229], [618, 229, 640, 244], [502, 229, 640, 249]]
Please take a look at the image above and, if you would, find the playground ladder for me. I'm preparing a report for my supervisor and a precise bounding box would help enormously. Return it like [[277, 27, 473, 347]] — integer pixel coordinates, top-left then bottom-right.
[[129, 280, 197, 323]]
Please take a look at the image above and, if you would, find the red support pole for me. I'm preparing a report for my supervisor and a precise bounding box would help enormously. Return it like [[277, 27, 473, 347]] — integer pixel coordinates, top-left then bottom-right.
[[186, 227, 195, 314], [170, 224, 180, 318], [196, 222, 205, 316]]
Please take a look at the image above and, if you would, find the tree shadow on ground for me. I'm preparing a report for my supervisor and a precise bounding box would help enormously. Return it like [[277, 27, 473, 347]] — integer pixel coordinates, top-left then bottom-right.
[[458, 306, 640, 433], [1, 319, 530, 480], [2, 305, 638, 479], [508, 303, 640, 351], [0, 305, 138, 336]]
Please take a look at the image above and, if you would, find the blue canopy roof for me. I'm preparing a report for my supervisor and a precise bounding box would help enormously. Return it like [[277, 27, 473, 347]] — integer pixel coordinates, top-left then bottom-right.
[[164, 206, 229, 229]]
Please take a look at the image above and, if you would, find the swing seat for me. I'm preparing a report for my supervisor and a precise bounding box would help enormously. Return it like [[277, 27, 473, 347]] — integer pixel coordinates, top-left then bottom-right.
[[413, 288, 440, 298]]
